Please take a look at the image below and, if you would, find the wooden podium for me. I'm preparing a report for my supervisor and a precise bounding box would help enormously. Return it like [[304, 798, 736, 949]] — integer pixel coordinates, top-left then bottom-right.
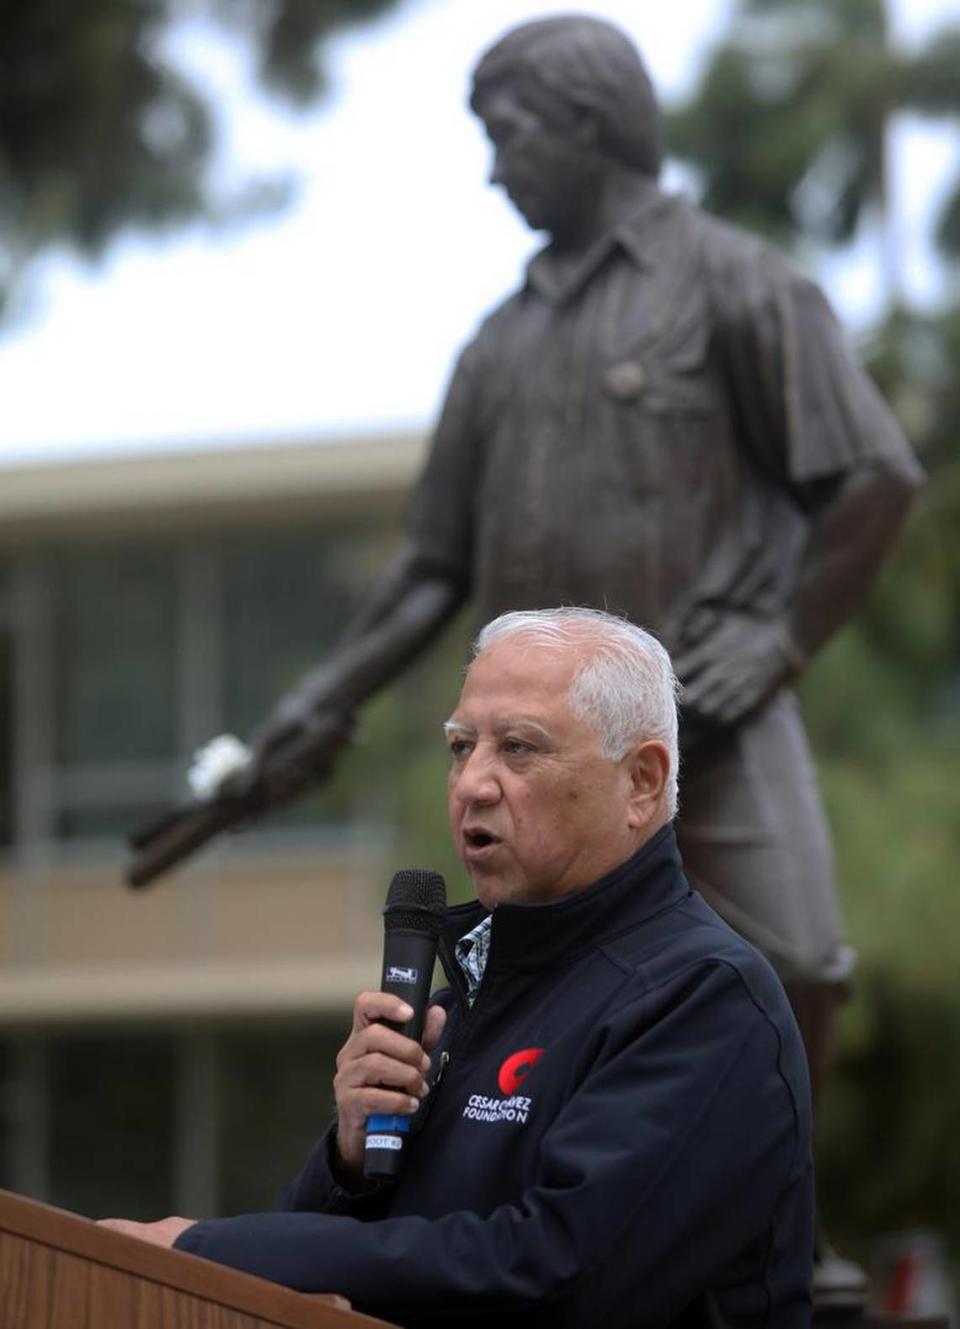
[[0, 1188, 397, 1329]]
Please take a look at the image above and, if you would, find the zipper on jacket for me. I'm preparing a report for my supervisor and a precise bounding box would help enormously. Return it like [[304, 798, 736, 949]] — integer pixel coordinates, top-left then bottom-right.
[[419, 944, 491, 1127], [424, 913, 500, 1117], [433, 1050, 450, 1090]]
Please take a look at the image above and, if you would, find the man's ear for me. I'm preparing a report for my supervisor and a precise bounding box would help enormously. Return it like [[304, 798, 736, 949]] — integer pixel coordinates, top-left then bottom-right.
[[624, 740, 670, 830]]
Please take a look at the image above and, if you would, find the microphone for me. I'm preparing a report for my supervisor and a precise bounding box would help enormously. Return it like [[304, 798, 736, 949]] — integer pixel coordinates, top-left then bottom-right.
[[364, 867, 447, 1181]]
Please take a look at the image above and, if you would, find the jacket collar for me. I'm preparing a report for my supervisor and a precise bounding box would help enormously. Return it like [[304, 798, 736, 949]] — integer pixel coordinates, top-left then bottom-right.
[[442, 823, 689, 973]]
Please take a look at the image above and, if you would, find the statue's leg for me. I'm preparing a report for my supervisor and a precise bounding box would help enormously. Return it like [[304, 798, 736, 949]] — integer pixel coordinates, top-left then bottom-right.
[[782, 978, 845, 1107], [675, 690, 854, 997]]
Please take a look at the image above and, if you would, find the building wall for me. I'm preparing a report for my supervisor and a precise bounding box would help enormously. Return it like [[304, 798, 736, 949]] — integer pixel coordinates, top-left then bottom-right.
[[0, 432, 446, 1218]]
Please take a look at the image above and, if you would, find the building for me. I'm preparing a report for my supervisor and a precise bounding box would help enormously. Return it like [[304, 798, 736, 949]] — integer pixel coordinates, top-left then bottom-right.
[[0, 430, 464, 1222]]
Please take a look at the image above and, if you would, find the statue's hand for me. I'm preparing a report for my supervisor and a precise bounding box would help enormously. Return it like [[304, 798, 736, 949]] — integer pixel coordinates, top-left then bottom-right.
[[237, 674, 352, 809], [674, 614, 803, 731], [251, 687, 320, 764]]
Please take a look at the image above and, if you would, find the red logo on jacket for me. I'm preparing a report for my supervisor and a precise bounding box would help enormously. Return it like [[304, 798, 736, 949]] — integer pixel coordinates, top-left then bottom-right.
[[498, 1047, 544, 1096]]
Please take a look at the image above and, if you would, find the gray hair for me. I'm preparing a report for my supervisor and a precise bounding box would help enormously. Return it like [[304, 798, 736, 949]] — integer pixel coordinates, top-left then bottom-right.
[[473, 607, 680, 818], [470, 15, 663, 179]]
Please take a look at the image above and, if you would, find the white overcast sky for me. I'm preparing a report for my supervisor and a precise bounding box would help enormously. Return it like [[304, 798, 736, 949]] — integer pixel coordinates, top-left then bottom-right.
[[0, 0, 957, 464]]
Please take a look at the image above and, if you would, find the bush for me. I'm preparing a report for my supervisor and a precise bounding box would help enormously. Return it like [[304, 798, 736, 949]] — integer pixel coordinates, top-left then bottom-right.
[[818, 968, 960, 1257]]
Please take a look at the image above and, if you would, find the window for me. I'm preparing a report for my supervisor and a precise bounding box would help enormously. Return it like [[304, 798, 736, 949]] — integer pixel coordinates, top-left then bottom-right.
[[5, 1022, 345, 1222], [221, 527, 360, 739], [54, 546, 178, 765], [9, 514, 392, 852], [218, 1023, 342, 1215], [48, 1032, 175, 1221]]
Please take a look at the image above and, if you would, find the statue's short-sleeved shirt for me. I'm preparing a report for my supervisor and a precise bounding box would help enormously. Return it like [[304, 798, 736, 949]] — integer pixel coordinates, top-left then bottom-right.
[[409, 187, 919, 655], [406, 187, 920, 986]]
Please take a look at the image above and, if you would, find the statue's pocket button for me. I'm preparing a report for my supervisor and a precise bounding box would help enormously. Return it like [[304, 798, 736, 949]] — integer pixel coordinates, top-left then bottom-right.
[[604, 360, 647, 401]]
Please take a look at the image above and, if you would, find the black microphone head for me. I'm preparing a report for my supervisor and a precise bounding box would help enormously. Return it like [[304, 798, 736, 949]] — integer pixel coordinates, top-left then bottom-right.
[[383, 869, 447, 937]]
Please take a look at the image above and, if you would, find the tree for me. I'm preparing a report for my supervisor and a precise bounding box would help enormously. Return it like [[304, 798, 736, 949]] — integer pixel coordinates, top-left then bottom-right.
[[667, 0, 960, 1261], [0, 0, 405, 320], [666, 0, 960, 301], [665, 0, 960, 731]]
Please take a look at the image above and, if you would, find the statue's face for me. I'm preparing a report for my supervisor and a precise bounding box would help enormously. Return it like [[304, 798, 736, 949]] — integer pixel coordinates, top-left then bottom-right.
[[476, 84, 602, 238]]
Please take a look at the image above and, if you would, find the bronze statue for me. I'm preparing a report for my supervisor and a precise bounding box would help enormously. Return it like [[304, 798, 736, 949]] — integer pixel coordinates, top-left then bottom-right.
[[129, 17, 920, 1268]]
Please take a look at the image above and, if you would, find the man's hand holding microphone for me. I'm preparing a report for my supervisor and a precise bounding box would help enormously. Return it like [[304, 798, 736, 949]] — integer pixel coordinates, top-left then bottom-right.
[[333, 989, 447, 1181], [338, 868, 449, 1184]]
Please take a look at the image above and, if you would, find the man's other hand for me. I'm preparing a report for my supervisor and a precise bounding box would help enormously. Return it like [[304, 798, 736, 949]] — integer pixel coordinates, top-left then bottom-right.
[[98, 1216, 196, 1247], [334, 992, 447, 1179]]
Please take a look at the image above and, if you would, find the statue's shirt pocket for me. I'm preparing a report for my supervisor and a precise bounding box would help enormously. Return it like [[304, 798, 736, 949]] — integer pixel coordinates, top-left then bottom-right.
[[604, 356, 717, 417]]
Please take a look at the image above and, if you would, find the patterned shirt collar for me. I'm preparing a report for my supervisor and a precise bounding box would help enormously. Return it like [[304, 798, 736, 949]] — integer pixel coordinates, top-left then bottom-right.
[[454, 914, 493, 1006]]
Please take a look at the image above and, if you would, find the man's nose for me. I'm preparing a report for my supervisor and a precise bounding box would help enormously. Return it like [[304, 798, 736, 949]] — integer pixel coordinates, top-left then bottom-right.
[[454, 746, 501, 803]]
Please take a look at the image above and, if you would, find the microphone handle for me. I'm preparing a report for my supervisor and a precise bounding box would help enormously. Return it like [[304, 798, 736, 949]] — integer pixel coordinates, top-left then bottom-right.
[[364, 929, 437, 1181], [378, 930, 438, 1040]]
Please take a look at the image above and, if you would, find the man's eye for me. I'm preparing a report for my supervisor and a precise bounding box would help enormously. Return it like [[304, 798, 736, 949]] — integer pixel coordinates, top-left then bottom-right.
[[503, 739, 532, 756], [448, 739, 471, 760]]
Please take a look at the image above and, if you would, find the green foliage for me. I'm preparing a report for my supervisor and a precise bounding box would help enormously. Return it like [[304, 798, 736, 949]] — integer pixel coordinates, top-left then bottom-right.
[[666, 0, 960, 256], [799, 465, 960, 1258], [905, 28, 960, 118], [237, 0, 403, 106], [795, 322, 960, 1253], [670, 0, 960, 1259], [936, 188, 960, 262], [814, 741, 960, 983], [818, 971, 960, 1252], [0, 0, 406, 315], [0, 2, 209, 259]]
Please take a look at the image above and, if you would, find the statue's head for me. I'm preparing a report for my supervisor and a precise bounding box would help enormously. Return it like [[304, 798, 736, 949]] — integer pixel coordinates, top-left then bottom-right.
[[470, 16, 662, 236]]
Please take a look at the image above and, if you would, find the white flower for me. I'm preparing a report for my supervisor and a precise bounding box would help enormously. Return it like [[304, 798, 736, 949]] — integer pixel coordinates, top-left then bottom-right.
[[188, 734, 253, 800]]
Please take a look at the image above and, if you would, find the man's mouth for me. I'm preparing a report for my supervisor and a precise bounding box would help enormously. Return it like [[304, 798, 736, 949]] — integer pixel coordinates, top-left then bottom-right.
[[463, 828, 501, 854]]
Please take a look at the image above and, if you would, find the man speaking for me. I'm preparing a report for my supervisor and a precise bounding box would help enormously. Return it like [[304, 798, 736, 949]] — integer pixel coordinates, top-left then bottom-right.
[[105, 609, 813, 1327]]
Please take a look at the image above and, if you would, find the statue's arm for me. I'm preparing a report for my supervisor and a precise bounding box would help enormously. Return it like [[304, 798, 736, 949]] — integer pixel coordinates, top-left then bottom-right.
[[127, 339, 485, 884], [786, 461, 919, 664], [125, 555, 464, 887], [676, 460, 920, 728], [246, 338, 486, 799], [676, 252, 923, 729], [250, 549, 465, 784]]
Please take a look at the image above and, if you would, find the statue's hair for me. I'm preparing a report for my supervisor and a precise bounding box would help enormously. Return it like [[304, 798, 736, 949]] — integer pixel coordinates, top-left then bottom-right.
[[473, 607, 680, 818], [470, 15, 662, 179]]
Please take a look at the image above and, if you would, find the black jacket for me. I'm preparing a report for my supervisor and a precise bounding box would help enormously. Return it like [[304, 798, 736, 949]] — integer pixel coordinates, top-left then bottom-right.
[[176, 826, 813, 1327]]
